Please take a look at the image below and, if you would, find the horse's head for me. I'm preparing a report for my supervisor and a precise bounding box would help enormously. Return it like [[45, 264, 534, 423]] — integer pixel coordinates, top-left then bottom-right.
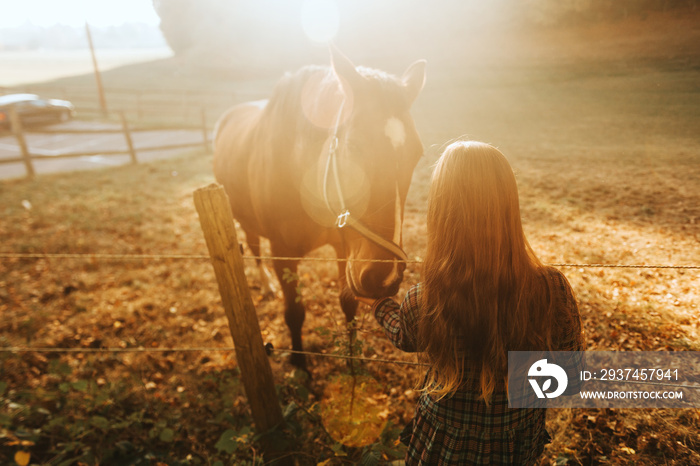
[[317, 48, 426, 299]]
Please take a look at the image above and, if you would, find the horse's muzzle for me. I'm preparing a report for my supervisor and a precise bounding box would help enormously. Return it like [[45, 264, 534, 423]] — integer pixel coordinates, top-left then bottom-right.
[[351, 259, 406, 299]]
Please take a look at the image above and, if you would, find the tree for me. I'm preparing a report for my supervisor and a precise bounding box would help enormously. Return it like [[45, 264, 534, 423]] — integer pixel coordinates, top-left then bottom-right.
[[152, 0, 202, 55], [151, 0, 319, 72]]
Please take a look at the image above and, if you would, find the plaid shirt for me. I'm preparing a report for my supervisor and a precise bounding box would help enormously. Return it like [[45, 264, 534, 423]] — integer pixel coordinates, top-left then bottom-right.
[[373, 267, 584, 465]]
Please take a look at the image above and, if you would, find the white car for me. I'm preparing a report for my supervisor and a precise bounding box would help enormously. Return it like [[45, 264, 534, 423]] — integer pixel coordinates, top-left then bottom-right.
[[0, 93, 76, 130]]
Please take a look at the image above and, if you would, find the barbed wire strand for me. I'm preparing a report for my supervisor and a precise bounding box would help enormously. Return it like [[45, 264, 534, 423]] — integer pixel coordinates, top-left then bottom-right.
[[1, 252, 699, 269], [0, 345, 427, 367], [0, 253, 210, 260], [1, 346, 231, 353], [271, 348, 427, 367], [4, 346, 699, 393]]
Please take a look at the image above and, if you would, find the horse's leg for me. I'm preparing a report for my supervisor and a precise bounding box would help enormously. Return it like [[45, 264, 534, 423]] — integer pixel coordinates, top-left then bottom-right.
[[335, 248, 360, 369], [334, 247, 359, 325], [243, 230, 278, 299], [271, 255, 307, 370]]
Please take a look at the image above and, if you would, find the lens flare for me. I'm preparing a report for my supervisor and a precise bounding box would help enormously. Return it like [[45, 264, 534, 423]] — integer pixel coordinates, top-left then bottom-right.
[[320, 374, 389, 447], [301, 0, 340, 44]]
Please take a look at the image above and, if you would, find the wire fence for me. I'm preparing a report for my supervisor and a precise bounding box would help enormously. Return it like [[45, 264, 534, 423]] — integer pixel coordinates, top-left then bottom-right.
[[2, 248, 698, 368], [0, 345, 427, 367], [1, 252, 699, 269], [7, 344, 699, 394]]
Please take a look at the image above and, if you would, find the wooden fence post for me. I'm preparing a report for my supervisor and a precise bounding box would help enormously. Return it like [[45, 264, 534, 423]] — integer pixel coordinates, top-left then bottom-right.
[[193, 184, 284, 434], [119, 111, 138, 164], [9, 106, 35, 179], [85, 22, 108, 117]]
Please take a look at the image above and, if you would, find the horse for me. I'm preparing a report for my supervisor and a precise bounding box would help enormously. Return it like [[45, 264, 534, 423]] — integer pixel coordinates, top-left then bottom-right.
[[213, 48, 426, 370]]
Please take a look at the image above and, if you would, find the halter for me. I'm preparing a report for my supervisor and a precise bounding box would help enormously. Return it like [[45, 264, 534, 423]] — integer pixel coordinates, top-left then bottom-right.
[[322, 101, 408, 262]]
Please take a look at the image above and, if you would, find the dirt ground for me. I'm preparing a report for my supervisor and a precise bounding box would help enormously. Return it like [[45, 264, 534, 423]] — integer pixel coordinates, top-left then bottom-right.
[[1, 9, 699, 465]]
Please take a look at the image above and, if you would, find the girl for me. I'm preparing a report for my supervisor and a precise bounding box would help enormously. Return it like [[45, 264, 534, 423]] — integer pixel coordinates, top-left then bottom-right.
[[357, 141, 584, 465]]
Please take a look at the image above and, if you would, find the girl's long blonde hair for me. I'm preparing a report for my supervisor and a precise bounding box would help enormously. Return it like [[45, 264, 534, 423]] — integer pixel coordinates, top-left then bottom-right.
[[418, 141, 557, 403]]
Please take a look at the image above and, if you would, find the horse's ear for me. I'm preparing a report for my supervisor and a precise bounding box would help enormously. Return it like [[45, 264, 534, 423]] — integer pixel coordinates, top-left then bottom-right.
[[330, 45, 362, 93], [402, 59, 427, 105]]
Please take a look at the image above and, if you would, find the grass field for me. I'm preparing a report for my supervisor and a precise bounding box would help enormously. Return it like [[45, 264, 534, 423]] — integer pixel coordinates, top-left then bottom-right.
[[0, 48, 173, 88], [1, 11, 699, 466]]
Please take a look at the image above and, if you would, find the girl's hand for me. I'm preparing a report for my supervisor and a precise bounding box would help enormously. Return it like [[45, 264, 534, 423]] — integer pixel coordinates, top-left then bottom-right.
[[355, 296, 378, 306]]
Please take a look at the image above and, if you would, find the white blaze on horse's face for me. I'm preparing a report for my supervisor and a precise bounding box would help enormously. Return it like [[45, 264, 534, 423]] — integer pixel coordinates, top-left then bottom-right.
[[384, 117, 406, 150]]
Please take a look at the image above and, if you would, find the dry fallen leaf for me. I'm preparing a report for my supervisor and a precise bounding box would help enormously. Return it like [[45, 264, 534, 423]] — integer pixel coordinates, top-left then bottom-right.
[[15, 451, 31, 466]]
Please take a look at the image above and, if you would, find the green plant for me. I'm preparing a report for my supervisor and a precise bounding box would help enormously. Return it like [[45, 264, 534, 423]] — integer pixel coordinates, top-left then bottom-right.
[[281, 268, 304, 303]]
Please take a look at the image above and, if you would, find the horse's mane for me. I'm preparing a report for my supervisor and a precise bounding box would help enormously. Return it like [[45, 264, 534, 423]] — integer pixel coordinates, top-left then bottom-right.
[[262, 64, 409, 137], [355, 65, 408, 104], [264, 65, 337, 136]]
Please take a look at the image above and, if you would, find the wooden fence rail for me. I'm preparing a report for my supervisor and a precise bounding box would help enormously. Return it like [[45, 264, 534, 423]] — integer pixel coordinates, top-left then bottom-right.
[[2, 84, 237, 98], [1, 85, 246, 124], [26, 123, 209, 134], [2, 109, 211, 179]]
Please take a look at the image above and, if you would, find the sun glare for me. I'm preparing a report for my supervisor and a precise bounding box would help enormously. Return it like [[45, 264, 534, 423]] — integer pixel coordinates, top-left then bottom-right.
[[0, 0, 160, 28], [301, 0, 340, 44]]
